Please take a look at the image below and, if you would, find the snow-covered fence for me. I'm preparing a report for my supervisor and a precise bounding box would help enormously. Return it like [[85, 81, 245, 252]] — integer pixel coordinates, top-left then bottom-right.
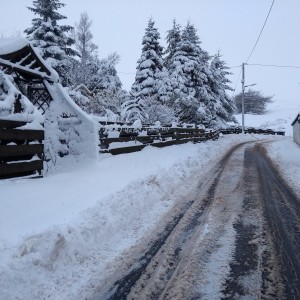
[[99, 122, 219, 155], [220, 126, 285, 136], [0, 119, 44, 179]]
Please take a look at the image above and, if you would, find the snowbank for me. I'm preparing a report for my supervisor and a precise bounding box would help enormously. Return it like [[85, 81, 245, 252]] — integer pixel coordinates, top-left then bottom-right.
[[0, 134, 265, 300], [266, 137, 300, 195]]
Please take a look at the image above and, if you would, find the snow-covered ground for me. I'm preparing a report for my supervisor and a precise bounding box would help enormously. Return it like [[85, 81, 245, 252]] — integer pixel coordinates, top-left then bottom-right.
[[234, 97, 299, 137], [0, 134, 277, 300], [1, 95, 300, 299]]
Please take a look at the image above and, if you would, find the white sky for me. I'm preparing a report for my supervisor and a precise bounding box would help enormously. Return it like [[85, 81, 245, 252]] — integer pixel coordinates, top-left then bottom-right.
[[0, 0, 300, 104]]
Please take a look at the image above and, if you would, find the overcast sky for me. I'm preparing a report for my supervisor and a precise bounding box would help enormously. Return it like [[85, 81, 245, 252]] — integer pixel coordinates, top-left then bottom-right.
[[0, 0, 300, 104]]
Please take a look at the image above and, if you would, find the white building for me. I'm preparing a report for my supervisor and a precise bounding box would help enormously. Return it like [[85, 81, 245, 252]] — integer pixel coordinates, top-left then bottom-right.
[[292, 113, 300, 146]]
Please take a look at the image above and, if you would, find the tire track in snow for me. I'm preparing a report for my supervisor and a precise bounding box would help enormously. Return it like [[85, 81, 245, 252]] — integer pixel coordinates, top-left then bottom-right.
[[101, 142, 250, 299]]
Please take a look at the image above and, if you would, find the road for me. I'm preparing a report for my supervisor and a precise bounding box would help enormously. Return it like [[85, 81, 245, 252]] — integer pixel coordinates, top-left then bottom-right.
[[93, 141, 300, 300]]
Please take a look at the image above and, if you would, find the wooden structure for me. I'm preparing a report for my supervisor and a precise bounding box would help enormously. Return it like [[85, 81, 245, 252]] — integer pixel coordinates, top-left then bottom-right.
[[0, 39, 57, 114], [220, 126, 285, 136], [99, 122, 219, 155], [0, 119, 44, 179], [292, 113, 300, 146]]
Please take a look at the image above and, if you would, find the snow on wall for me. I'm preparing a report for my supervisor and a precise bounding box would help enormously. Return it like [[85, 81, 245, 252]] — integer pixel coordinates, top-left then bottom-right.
[[0, 70, 42, 123], [44, 81, 98, 174]]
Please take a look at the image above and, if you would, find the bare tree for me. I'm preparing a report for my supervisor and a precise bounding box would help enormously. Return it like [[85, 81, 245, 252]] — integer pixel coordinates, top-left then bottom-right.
[[234, 89, 273, 115], [69, 12, 98, 87], [73, 12, 98, 66]]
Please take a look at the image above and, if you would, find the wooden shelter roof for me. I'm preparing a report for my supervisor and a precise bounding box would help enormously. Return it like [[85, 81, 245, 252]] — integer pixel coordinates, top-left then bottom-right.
[[0, 38, 58, 83]]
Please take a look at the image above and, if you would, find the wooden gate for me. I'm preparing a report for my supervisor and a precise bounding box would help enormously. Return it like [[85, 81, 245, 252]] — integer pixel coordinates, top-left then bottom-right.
[[0, 119, 44, 179]]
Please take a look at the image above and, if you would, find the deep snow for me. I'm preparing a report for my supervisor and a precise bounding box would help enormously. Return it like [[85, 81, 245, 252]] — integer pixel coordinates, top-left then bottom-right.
[[0, 134, 286, 300], [1, 93, 300, 299]]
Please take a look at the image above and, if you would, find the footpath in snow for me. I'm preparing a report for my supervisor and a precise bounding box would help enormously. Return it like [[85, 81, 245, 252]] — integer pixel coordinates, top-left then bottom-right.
[[0, 134, 299, 300]]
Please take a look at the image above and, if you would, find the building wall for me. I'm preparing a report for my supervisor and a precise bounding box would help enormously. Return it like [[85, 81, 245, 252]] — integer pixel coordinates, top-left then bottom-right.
[[293, 121, 300, 146]]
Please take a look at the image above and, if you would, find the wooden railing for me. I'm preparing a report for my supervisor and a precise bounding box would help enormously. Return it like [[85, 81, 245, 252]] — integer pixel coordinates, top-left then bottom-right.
[[0, 119, 44, 179], [99, 122, 219, 155], [220, 126, 285, 135]]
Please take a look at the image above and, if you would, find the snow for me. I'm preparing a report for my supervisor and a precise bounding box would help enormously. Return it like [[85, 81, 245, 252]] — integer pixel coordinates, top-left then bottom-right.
[[0, 70, 43, 123], [234, 97, 300, 136], [0, 38, 28, 55], [266, 138, 300, 195], [1, 71, 300, 298], [0, 134, 266, 300]]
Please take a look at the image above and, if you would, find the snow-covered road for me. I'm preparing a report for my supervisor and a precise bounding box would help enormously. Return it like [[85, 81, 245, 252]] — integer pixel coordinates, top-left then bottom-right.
[[95, 140, 300, 299], [1, 135, 300, 299]]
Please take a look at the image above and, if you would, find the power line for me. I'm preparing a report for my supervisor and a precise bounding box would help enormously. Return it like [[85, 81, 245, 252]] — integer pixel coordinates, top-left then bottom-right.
[[246, 0, 275, 63], [118, 71, 136, 75], [247, 63, 300, 69]]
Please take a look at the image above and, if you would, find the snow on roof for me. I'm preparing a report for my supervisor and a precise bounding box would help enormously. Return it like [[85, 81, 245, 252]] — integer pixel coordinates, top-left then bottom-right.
[[0, 37, 29, 56], [0, 37, 59, 83]]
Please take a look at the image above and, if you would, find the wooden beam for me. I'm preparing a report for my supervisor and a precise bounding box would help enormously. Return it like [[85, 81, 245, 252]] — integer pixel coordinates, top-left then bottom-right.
[[0, 144, 43, 158], [0, 129, 44, 141], [0, 160, 43, 177], [102, 145, 146, 155], [0, 120, 27, 129]]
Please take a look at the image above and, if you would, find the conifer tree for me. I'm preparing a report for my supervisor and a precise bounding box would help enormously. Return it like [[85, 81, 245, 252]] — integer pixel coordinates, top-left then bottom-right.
[[25, 0, 77, 83], [208, 52, 236, 126], [168, 22, 212, 124], [164, 20, 181, 69], [131, 18, 164, 100]]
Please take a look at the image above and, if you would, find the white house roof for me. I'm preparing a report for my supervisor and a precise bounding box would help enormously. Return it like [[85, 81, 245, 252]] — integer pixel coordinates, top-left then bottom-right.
[[291, 113, 300, 126]]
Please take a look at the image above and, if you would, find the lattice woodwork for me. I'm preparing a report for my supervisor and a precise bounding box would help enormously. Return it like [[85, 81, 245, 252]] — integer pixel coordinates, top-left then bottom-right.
[[28, 87, 52, 114]]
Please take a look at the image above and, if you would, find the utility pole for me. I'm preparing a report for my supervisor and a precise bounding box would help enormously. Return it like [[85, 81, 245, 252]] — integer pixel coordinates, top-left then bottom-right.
[[241, 63, 245, 134]]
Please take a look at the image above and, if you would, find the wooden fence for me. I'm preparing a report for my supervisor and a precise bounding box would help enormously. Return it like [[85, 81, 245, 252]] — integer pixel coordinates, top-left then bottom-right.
[[99, 122, 219, 155], [220, 126, 285, 136], [0, 119, 44, 179]]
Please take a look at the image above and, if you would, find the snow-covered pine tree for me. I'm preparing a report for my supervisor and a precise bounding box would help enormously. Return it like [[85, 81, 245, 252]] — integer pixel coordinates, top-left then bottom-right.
[[208, 52, 236, 127], [168, 22, 212, 124], [131, 18, 164, 101], [25, 0, 77, 84], [154, 20, 182, 108], [121, 92, 146, 123], [164, 19, 181, 69]]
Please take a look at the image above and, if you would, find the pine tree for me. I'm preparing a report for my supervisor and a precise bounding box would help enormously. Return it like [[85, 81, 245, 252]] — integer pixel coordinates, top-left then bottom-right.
[[168, 22, 212, 124], [208, 52, 236, 126], [25, 0, 77, 83], [131, 18, 164, 100], [164, 20, 181, 69]]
